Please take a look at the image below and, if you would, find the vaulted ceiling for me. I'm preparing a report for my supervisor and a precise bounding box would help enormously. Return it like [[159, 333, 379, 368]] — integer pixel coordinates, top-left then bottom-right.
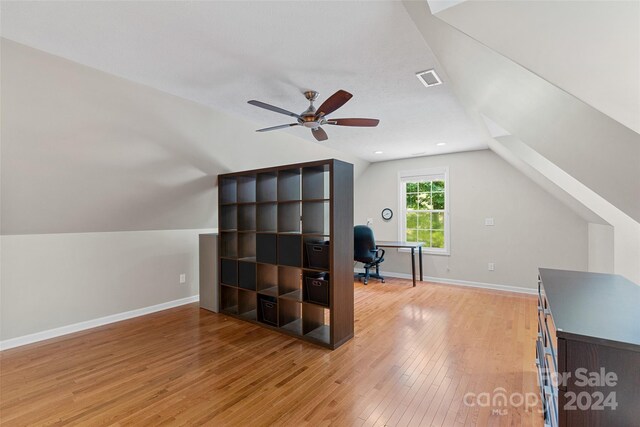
[[407, 0, 639, 282], [2, 0, 638, 278], [0, 1, 487, 162]]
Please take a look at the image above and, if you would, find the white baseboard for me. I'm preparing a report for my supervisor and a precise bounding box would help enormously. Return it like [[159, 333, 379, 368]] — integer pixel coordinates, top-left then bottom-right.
[[355, 269, 537, 295], [2, 272, 535, 351], [0, 295, 200, 351]]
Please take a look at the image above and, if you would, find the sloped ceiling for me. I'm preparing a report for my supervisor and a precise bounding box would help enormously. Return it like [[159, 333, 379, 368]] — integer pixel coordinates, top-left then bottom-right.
[[482, 116, 607, 225], [403, 0, 640, 225], [434, 0, 640, 133], [426, 0, 468, 15], [402, 0, 640, 281], [0, 0, 487, 162], [0, 39, 367, 234]]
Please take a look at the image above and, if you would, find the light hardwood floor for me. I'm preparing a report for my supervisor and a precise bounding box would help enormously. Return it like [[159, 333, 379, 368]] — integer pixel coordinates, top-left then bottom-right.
[[0, 279, 543, 426]]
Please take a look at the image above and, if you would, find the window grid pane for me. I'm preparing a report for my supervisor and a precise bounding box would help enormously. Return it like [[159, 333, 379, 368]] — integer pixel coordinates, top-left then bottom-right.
[[403, 178, 446, 250]]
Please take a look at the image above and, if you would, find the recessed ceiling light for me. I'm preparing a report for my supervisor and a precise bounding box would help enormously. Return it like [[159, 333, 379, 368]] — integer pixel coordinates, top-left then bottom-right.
[[436, 142, 447, 146], [416, 69, 442, 88], [374, 151, 383, 154]]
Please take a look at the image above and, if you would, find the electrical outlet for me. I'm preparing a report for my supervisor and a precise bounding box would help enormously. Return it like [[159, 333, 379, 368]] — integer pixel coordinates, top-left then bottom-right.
[[485, 218, 495, 226], [488, 263, 495, 271], [179, 273, 186, 284]]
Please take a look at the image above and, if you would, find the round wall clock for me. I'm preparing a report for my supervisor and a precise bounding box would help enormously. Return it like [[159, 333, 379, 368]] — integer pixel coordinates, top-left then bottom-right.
[[381, 208, 393, 221]]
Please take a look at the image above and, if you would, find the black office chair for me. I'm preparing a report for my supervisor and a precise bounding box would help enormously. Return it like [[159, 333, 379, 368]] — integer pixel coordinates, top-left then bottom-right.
[[354, 225, 385, 285]]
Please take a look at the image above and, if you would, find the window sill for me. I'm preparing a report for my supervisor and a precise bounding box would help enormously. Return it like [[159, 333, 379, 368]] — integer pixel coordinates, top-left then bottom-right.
[[398, 248, 450, 256]]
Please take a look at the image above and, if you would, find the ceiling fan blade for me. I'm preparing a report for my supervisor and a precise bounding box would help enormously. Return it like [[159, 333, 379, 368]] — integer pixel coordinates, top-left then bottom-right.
[[312, 127, 328, 141], [326, 118, 380, 127], [256, 123, 299, 132], [316, 90, 353, 117], [248, 100, 301, 119]]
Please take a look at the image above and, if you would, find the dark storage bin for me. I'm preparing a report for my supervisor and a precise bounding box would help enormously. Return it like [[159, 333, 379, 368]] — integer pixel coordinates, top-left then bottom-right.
[[305, 272, 330, 307], [305, 241, 330, 270], [258, 295, 278, 326]]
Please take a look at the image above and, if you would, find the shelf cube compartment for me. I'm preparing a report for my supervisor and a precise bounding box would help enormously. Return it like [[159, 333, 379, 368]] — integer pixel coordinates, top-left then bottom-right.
[[238, 204, 256, 231], [219, 177, 237, 204], [258, 295, 278, 326], [220, 232, 238, 259], [278, 266, 302, 300], [238, 261, 257, 291], [220, 259, 238, 286], [220, 285, 238, 314], [277, 169, 301, 201], [256, 233, 277, 264], [238, 232, 256, 260], [278, 202, 301, 233], [278, 234, 302, 267], [257, 203, 277, 232], [237, 175, 256, 203], [219, 205, 237, 231], [279, 299, 302, 335], [238, 289, 257, 320], [303, 303, 330, 344], [257, 264, 278, 297], [302, 201, 329, 235], [257, 172, 278, 202], [302, 164, 330, 200]]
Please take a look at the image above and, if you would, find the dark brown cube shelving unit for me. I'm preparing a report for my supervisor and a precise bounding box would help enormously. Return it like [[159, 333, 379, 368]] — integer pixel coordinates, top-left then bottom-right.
[[217, 159, 354, 349]]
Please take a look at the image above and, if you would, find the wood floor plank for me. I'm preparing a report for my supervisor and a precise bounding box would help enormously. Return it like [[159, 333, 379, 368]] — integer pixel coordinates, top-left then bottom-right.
[[0, 279, 543, 427]]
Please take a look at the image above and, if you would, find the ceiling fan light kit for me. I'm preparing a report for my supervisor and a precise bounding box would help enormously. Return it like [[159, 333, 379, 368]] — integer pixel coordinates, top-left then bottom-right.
[[248, 89, 379, 141]]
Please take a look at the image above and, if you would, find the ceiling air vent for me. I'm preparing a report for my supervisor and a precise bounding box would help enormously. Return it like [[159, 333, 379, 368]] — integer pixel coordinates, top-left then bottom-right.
[[416, 69, 442, 88]]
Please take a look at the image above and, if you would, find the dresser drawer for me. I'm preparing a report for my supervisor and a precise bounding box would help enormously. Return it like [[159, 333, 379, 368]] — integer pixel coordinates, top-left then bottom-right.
[[538, 281, 560, 427], [543, 317, 558, 371], [538, 282, 558, 369], [536, 338, 559, 427], [556, 338, 566, 391]]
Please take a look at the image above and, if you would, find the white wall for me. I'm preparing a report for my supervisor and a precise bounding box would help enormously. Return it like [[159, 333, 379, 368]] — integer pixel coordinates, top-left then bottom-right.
[[490, 135, 640, 282], [0, 39, 368, 343], [354, 150, 588, 290], [0, 229, 209, 341], [588, 223, 614, 274]]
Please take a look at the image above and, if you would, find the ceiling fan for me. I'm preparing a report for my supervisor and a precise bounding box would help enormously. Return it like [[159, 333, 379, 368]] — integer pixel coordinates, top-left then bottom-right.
[[248, 90, 379, 141]]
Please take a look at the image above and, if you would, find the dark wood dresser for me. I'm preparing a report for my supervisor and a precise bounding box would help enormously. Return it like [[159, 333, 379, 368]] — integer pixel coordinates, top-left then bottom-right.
[[537, 268, 640, 427]]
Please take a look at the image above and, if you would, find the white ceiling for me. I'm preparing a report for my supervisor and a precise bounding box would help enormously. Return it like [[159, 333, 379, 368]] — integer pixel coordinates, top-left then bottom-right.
[[435, 0, 640, 134], [426, 0, 468, 15], [0, 0, 487, 163]]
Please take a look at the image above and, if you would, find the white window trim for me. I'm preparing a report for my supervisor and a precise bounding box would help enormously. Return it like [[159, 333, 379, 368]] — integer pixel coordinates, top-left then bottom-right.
[[397, 167, 450, 256]]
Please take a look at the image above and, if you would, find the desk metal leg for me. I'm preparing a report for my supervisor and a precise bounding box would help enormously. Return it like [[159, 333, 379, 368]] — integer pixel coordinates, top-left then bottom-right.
[[419, 246, 423, 281], [411, 247, 416, 287]]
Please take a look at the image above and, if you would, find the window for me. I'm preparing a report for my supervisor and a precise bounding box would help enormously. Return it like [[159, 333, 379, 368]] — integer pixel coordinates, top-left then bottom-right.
[[399, 167, 449, 254]]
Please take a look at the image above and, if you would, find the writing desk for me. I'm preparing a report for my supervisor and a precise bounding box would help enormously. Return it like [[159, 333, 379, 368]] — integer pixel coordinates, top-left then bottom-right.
[[376, 241, 424, 287]]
